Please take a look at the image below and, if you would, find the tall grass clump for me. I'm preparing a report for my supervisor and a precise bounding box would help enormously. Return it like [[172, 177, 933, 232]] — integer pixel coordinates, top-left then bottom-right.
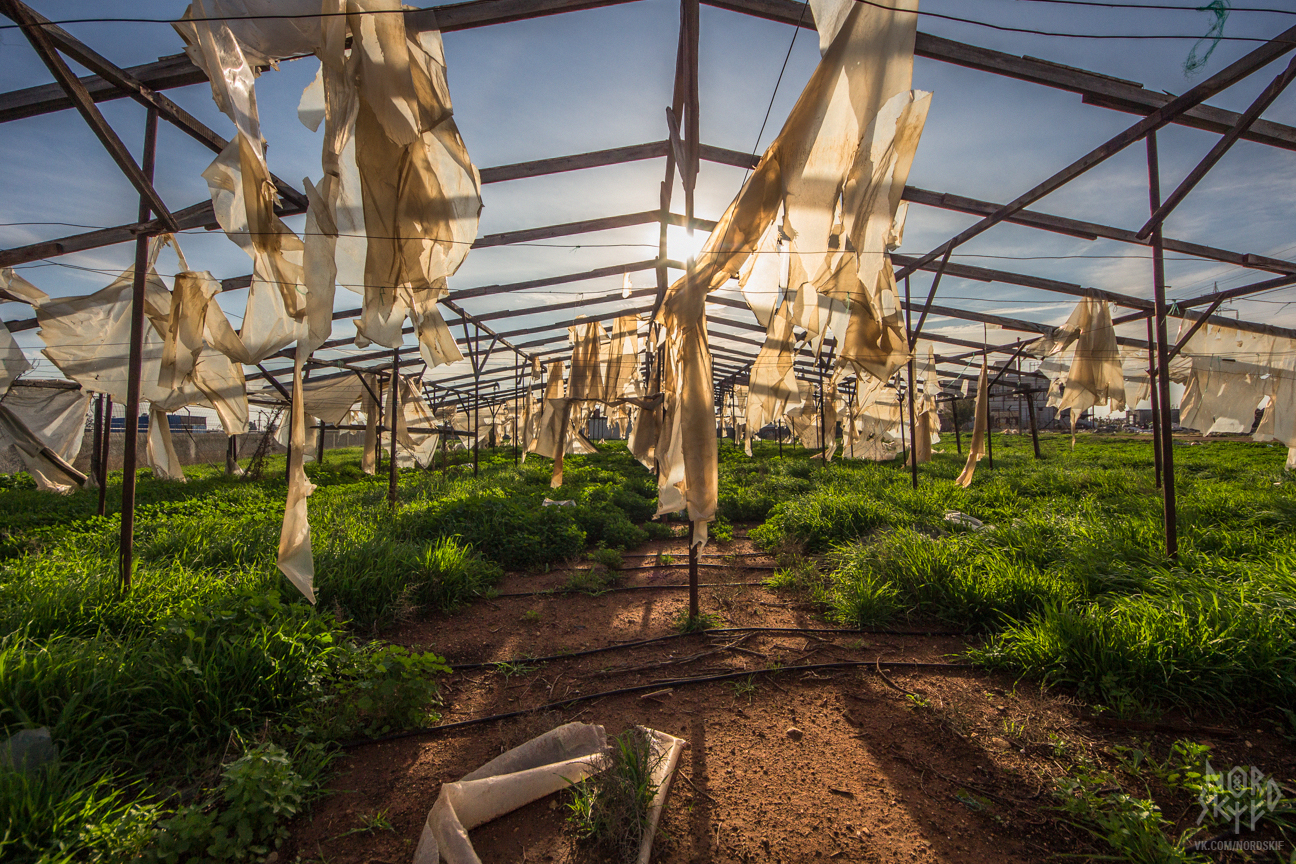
[[566, 728, 663, 864]]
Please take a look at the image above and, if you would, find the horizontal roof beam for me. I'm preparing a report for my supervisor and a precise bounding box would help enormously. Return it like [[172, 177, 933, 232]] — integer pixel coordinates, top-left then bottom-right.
[[902, 186, 1296, 276], [5, 0, 1293, 157]]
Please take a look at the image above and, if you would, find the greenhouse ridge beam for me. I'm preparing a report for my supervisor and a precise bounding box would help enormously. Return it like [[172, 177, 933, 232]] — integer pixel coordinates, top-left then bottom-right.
[[705, 0, 1296, 152], [6, 0, 1296, 155]]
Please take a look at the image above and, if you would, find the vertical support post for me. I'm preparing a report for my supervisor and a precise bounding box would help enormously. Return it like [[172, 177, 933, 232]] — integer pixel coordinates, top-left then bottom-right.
[[316, 418, 326, 465], [226, 433, 239, 476], [513, 360, 521, 466], [373, 380, 384, 474], [896, 381, 906, 465], [986, 403, 995, 468], [118, 106, 159, 591], [284, 407, 292, 483], [951, 397, 962, 455], [473, 365, 481, 478], [1146, 315, 1164, 489], [687, 519, 699, 621], [98, 395, 112, 514], [907, 359, 918, 487], [683, 0, 699, 232], [817, 361, 828, 463], [1026, 390, 1042, 458], [1015, 341, 1024, 438], [90, 393, 103, 493], [1148, 132, 1178, 559], [904, 275, 918, 487], [388, 350, 400, 508], [730, 384, 737, 442]]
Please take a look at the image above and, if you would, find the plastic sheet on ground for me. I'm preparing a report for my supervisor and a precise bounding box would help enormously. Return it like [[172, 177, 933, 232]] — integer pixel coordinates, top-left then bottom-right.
[[412, 722, 684, 864]]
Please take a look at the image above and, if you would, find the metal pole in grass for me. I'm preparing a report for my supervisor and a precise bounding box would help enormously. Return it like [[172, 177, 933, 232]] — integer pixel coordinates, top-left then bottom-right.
[[730, 384, 737, 443], [904, 275, 918, 488], [986, 402, 995, 469], [91, 393, 103, 499], [472, 331, 481, 478], [99, 395, 113, 507], [513, 359, 521, 466], [1147, 132, 1178, 559], [374, 378, 383, 474], [951, 397, 962, 455], [906, 360, 918, 488], [388, 348, 400, 509], [896, 379, 906, 467], [983, 340, 994, 470], [688, 519, 699, 620], [817, 358, 828, 464], [317, 418, 326, 465], [1146, 315, 1164, 488], [118, 107, 160, 591], [1025, 389, 1042, 458]]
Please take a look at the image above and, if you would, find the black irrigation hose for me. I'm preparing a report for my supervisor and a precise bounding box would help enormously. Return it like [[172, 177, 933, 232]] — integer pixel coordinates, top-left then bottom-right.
[[491, 580, 768, 599], [447, 625, 966, 671], [540, 564, 778, 575], [339, 658, 975, 749]]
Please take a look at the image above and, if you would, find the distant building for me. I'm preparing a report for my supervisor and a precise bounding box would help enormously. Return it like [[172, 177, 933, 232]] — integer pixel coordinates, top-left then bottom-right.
[[109, 414, 208, 432]]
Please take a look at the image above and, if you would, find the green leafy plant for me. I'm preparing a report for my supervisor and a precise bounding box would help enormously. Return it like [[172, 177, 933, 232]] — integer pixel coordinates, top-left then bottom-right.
[[1054, 770, 1206, 864], [1112, 742, 1150, 776], [1152, 740, 1212, 792], [148, 743, 309, 864]]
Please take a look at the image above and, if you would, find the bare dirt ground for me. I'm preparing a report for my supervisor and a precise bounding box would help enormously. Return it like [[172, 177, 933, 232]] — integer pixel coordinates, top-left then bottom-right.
[[285, 526, 1295, 863]]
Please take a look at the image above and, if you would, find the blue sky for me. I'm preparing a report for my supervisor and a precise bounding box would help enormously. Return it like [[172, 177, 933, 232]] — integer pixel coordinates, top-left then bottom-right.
[[1, 0, 1294, 420]]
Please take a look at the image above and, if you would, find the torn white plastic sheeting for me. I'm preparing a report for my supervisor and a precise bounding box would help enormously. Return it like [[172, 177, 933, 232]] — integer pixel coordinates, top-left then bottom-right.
[[258, 373, 366, 427], [0, 385, 90, 493], [146, 406, 187, 482], [0, 317, 30, 394], [414, 722, 607, 864], [393, 375, 440, 468], [412, 723, 685, 864], [637, 726, 687, 864], [650, 0, 920, 545], [277, 350, 317, 604]]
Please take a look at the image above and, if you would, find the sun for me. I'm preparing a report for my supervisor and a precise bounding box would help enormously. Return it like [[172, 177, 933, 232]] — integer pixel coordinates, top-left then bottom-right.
[[666, 224, 709, 264]]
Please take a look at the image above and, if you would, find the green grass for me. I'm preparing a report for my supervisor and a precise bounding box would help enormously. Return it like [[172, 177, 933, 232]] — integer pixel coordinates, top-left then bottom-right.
[[739, 433, 1296, 713], [5, 432, 1296, 857], [0, 443, 658, 860]]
